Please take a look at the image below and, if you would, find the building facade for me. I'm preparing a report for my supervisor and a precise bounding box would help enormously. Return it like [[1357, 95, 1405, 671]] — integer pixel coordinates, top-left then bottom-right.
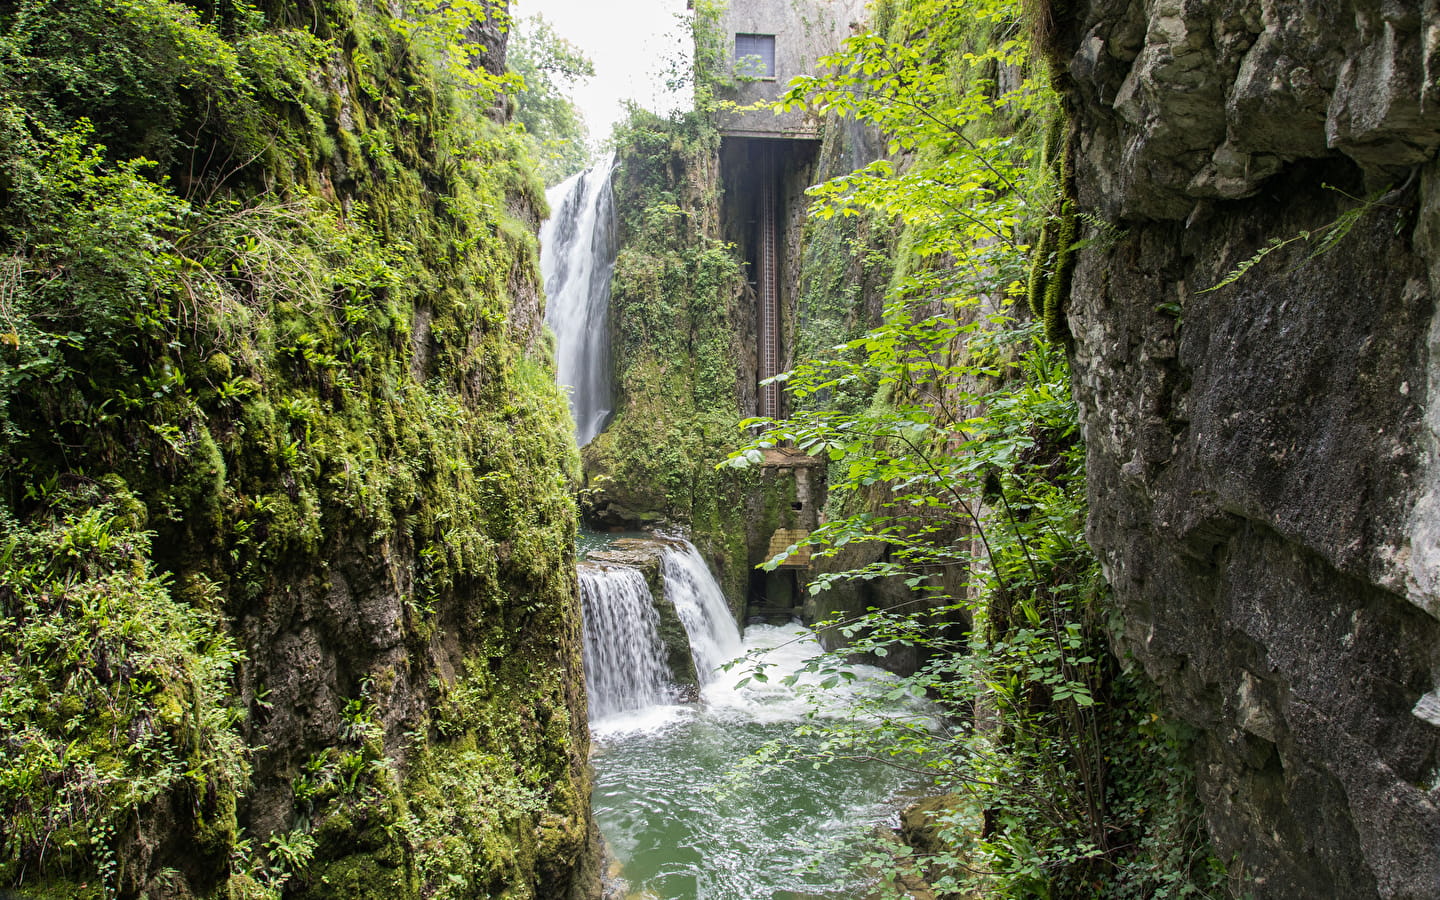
[[712, 0, 865, 139]]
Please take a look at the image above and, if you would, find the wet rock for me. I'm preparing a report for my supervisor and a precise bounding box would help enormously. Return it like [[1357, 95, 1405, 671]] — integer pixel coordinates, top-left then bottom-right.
[[899, 794, 970, 858]]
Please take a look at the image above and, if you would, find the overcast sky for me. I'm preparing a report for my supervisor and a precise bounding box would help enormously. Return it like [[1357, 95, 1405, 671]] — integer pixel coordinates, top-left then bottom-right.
[[514, 0, 692, 158]]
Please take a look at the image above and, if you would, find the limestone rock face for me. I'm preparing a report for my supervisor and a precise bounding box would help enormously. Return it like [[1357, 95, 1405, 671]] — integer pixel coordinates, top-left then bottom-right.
[[1068, 0, 1440, 220], [1057, 1, 1440, 896]]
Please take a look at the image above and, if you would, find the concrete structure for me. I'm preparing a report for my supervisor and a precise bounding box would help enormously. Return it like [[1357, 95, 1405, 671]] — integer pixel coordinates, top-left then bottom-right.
[[712, 0, 865, 139], [708, 0, 867, 424], [701, 0, 865, 618]]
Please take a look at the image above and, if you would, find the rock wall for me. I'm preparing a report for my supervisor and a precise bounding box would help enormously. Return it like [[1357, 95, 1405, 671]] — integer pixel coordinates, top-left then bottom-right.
[[0, 1, 598, 896], [1055, 1, 1440, 896]]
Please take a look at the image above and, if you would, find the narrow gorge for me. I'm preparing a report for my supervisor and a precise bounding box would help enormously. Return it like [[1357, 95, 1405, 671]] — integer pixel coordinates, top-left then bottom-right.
[[1, 0, 1437, 898]]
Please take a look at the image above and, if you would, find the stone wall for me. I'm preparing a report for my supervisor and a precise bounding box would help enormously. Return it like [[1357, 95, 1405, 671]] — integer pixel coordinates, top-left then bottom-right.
[[1055, 1, 1440, 896]]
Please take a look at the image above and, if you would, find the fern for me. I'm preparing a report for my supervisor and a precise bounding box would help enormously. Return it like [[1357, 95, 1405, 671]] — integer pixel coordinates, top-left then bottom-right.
[[1201, 183, 1391, 293]]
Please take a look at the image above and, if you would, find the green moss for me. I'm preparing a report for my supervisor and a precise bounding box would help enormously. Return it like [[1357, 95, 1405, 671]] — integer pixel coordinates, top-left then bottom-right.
[[1024, 115, 1076, 343], [0, 493, 247, 892], [1043, 197, 1077, 343], [1042, 123, 1078, 344], [0, 1, 591, 897], [1025, 215, 1056, 318]]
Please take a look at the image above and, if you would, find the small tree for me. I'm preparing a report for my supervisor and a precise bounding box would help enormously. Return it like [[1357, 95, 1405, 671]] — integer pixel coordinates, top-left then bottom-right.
[[723, 0, 1227, 895], [508, 14, 594, 184]]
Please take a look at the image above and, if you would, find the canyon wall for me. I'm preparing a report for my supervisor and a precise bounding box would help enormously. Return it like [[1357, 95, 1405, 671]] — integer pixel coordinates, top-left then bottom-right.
[[1056, 1, 1440, 895], [0, 2, 598, 896]]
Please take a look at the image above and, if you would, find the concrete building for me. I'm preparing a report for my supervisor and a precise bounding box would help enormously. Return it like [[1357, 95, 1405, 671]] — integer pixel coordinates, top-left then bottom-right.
[[711, 0, 865, 139]]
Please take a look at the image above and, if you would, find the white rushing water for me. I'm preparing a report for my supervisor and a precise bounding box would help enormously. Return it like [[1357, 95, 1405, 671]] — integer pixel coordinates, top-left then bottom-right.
[[579, 536, 935, 898], [540, 155, 618, 447], [660, 540, 744, 685], [579, 563, 673, 720]]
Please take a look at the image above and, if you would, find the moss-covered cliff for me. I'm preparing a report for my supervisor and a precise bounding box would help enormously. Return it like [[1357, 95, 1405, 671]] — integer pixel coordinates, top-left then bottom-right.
[[0, 1, 597, 897]]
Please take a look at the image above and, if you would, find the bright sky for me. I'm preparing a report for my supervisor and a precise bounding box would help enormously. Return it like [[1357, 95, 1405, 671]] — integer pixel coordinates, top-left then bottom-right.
[[514, 0, 693, 156]]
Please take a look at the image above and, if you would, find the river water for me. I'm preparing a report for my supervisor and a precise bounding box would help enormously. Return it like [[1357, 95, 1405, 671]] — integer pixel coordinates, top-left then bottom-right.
[[582, 543, 932, 900]]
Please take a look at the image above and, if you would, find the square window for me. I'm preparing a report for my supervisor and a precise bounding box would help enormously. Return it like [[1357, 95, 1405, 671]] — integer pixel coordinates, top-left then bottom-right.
[[734, 33, 776, 79]]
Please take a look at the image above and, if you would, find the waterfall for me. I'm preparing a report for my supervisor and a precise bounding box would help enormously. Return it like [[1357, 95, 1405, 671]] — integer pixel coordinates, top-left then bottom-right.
[[579, 563, 672, 720], [579, 537, 743, 722], [540, 155, 618, 448], [660, 541, 743, 684], [583, 541, 937, 898]]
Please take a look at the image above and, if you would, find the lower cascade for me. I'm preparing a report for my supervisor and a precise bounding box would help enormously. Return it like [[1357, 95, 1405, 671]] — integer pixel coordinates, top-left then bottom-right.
[[659, 541, 743, 685], [577, 535, 930, 899], [579, 563, 673, 719]]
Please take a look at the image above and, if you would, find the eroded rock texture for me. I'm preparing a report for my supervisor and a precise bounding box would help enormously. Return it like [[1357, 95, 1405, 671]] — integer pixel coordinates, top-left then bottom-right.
[[1056, 1, 1440, 896]]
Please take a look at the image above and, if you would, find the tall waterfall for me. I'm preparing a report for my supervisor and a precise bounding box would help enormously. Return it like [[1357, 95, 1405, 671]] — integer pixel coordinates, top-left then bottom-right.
[[579, 563, 672, 720], [660, 541, 743, 684], [540, 155, 618, 447]]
